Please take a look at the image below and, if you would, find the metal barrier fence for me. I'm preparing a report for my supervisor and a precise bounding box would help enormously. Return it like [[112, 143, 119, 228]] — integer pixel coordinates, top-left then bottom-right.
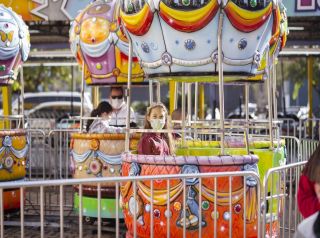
[[300, 139, 319, 161], [279, 118, 298, 138], [281, 136, 300, 164], [299, 118, 320, 140], [47, 129, 79, 180], [0, 171, 261, 238], [0, 116, 316, 238], [262, 161, 306, 238]]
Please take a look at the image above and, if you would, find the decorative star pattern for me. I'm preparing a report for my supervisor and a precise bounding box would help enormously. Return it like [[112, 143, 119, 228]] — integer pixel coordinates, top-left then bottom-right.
[[31, 0, 91, 21]]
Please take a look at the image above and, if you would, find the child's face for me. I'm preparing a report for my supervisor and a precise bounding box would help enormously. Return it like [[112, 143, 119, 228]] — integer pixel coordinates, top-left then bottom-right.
[[315, 183, 320, 202], [148, 107, 166, 122]]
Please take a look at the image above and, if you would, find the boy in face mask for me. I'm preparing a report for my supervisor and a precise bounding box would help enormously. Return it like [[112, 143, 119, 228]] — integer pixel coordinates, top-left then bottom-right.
[[109, 86, 136, 127], [137, 103, 175, 155]]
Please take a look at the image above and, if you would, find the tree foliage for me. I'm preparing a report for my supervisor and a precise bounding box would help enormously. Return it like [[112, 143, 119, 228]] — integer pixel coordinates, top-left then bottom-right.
[[15, 66, 81, 93], [277, 57, 320, 100]]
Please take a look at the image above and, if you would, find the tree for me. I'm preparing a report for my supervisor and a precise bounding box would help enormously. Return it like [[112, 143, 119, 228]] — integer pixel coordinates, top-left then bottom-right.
[[14, 65, 81, 93]]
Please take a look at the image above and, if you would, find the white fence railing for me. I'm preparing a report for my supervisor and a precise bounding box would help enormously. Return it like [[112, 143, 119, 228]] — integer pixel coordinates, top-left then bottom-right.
[[0, 171, 261, 238]]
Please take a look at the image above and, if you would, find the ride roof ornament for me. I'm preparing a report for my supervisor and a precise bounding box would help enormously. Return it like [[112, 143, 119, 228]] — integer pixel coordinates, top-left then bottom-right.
[[0, 5, 30, 84], [119, 0, 288, 82], [69, 0, 144, 85]]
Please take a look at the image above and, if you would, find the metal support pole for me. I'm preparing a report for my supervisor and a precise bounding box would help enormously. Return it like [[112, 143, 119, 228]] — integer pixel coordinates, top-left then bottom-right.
[[20, 67, 25, 128], [80, 61, 85, 131], [187, 83, 192, 125], [175, 82, 179, 110], [149, 79, 153, 105], [156, 81, 161, 103], [267, 48, 274, 148], [92, 87, 100, 108], [244, 83, 250, 154], [218, 12, 225, 155], [194, 82, 199, 139], [307, 56, 314, 137], [1, 86, 11, 129], [194, 82, 199, 120], [199, 84, 205, 119], [169, 81, 176, 114], [181, 82, 186, 145], [272, 55, 277, 120], [125, 39, 133, 152]]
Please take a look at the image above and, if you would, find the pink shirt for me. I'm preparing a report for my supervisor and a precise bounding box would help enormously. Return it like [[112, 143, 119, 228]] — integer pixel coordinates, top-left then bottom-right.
[[137, 133, 170, 155], [297, 175, 320, 218]]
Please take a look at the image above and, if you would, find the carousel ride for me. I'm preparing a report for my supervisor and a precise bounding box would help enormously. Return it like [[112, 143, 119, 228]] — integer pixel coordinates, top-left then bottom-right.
[[68, 0, 288, 236], [117, 0, 288, 237], [69, 0, 144, 221], [0, 5, 30, 213]]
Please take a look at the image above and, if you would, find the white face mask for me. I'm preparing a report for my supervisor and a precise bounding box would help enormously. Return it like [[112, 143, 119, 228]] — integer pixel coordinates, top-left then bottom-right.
[[150, 119, 165, 130], [111, 98, 124, 109]]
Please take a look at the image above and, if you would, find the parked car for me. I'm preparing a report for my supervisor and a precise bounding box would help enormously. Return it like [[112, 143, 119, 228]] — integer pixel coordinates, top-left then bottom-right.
[[12, 91, 93, 116], [227, 103, 258, 120], [26, 101, 90, 130]]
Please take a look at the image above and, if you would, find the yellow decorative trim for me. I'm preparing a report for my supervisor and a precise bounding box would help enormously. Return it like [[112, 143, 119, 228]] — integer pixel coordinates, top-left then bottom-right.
[[138, 181, 184, 206], [120, 4, 150, 26], [159, 0, 217, 23], [227, 1, 272, 20]]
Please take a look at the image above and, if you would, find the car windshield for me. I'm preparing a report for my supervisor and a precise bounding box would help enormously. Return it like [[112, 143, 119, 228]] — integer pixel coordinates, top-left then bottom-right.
[[23, 96, 81, 110], [28, 106, 81, 119]]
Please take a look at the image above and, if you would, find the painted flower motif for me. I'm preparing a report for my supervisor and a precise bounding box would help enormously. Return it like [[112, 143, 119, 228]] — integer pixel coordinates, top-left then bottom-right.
[[153, 209, 161, 218], [89, 159, 102, 175], [238, 38, 247, 50], [141, 42, 150, 53], [234, 204, 242, 213], [253, 52, 261, 65], [3, 136, 12, 147], [90, 139, 99, 151], [161, 52, 172, 65], [184, 39, 196, 50], [4, 156, 14, 169]]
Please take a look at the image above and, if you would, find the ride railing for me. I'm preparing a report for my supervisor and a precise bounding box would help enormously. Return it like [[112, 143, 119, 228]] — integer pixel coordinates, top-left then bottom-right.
[[299, 118, 320, 140], [262, 161, 306, 238], [0, 115, 24, 129], [278, 118, 298, 138], [300, 138, 319, 161], [281, 136, 300, 164], [176, 117, 299, 138], [26, 129, 303, 180], [47, 129, 79, 180], [0, 171, 261, 238], [170, 119, 280, 143], [25, 129, 47, 180]]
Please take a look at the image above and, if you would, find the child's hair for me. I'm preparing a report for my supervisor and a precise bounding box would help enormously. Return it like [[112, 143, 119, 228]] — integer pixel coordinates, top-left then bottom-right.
[[144, 103, 175, 154], [303, 144, 320, 183], [86, 101, 113, 131]]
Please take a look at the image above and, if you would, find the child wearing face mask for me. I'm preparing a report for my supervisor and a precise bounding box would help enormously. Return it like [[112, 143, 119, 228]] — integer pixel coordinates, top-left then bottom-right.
[[295, 150, 320, 238], [86, 101, 125, 134], [137, 103, 175, 155], [297, 145, 320, 219]]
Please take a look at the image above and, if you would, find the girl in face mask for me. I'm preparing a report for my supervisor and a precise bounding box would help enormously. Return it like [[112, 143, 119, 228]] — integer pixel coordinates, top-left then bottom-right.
[[86, 101, 125, 134], [137, 103, 175, 155]]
